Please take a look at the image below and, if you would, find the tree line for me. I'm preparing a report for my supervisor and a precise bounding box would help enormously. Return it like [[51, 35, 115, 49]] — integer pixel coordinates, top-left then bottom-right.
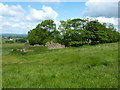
[[28, 18, 119, 47]]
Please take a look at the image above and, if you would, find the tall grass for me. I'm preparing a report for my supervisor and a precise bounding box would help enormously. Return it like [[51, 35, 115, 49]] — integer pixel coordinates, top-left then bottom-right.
[[2, 43, 118, 88]]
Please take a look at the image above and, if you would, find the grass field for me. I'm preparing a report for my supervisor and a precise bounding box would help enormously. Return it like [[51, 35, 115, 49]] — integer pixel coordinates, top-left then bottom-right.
[[2, 43, 118, 88]]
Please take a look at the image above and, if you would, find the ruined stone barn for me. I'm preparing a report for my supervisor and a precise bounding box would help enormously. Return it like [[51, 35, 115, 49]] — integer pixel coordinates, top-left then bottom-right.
[[45, 41, 65, 49]]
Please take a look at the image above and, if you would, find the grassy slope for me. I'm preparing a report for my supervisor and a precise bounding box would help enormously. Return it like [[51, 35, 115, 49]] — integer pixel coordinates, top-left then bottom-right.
[[2, 43, 118, 88]]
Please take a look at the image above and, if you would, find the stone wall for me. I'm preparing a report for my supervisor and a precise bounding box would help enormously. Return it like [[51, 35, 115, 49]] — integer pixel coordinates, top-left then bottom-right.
[[45, 41, 65, 49]]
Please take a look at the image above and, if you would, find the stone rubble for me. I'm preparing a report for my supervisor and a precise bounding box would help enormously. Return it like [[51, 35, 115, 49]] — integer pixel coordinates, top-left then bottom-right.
[[45, 41, 65, 49]]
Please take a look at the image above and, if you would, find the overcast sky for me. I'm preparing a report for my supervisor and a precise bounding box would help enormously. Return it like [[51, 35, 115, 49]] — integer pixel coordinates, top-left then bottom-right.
[[0, 0, 119, 34]]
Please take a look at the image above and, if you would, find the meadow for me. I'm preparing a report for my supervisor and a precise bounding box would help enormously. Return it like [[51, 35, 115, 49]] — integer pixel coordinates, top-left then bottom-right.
[[2, 42, 118, 88]]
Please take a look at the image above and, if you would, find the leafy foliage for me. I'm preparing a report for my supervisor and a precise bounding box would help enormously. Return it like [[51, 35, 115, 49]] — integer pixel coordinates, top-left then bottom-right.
[[5, 40, 14, 44], [28, 18, 119, 46], [15, 38, 27, 43], [28, 20, 57, 45]]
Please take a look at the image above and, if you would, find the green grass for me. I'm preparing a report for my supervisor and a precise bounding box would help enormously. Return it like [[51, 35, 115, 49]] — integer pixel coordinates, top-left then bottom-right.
[[2, 43, 118, 88]]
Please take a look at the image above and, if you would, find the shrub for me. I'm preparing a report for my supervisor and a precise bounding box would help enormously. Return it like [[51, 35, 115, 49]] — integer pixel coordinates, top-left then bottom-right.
[[16, 38, 27, 43], [5, 41, 14, 44]]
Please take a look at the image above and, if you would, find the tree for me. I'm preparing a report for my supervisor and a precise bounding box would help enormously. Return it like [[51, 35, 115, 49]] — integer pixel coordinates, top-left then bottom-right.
[[106, 24, 119, 42], [28, 20, 57, 45], [58, 18, 88, 46], [85, 20, 119, 44], [28, 18, 119, 46]]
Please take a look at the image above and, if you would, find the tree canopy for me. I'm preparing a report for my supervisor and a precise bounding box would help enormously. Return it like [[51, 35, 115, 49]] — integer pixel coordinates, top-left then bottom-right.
[[28, 18, 119, 46]]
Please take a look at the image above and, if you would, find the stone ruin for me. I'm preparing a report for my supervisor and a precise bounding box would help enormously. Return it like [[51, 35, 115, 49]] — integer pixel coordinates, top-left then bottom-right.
[[45, 41, 65, 49], [34, 44, 44, 47], [11, 48, 28, 53], [11, 43, 29, 53], [24, 43, 29, 49]]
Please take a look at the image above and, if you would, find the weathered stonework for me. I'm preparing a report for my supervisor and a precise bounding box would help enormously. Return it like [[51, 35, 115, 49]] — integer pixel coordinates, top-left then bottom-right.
[[45, 41, 65, 49], [34, 44, 44, 47]]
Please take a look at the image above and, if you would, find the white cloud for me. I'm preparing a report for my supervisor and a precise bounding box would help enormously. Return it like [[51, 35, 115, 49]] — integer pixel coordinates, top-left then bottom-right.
[[26, 6, 58, 22], [85, 16, 118, 30], [9, 17, 23, 22], [83, 0, 118, 18], [27, 5, 31, 8], [0, 16, 3, 22], [1, 21, 36, 34], [0, 16, 3, 19], [86, 16, 118, 25], [0, 3, 25, 17], [83, 0, 119, 31], [0, 3, 59, 34]]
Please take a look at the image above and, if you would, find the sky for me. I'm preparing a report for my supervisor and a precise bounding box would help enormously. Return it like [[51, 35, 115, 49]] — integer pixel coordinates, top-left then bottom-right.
[[0, 0, 119, 34]]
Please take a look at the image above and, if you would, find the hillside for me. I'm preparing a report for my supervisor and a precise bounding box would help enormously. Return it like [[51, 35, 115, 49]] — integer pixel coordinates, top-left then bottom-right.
[[2, 33, 28, 38], [2, 43, 118, 88]]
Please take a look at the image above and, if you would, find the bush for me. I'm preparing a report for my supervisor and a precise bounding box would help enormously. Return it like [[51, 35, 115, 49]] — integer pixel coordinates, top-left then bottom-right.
[[5, 40, 14, 44], [16, 38, 27, 43], [69, 41, 83, 47]]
